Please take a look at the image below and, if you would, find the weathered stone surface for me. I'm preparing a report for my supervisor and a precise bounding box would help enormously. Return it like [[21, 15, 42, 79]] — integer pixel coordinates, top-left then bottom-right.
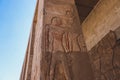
[[21, 0, 94, 80], [88, 31, 120, 80], [20, 0, 120, 80], [20, 0, 44, 80], [82, 0, 120, 51], [115, 26, 120, 40], [40, 0, 94, 80]]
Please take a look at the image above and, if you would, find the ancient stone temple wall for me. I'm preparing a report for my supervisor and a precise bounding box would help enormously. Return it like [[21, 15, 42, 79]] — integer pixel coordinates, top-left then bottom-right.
[[40, 0, 94, 80], [81, 0, 120, 79], [20, 0, 44, 80], [20, 0, 120, 80], [20, 0, 95, 80], [88, 31, 120, 80], [82, 0, 120, 51]]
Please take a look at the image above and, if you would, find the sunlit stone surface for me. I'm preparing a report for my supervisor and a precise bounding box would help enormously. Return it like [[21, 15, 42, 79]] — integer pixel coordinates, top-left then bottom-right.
[[20, 0, 120, 80]]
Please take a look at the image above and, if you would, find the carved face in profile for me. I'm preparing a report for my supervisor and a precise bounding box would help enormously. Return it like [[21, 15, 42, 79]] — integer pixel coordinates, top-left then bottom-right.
[[51, 17, 62, 26]]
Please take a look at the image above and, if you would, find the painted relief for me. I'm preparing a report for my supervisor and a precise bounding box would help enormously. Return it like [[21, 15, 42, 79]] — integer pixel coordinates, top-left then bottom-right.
[[40, 2, 94, 80], [89, 31, 120, 80], [44, 9, 78, 80]]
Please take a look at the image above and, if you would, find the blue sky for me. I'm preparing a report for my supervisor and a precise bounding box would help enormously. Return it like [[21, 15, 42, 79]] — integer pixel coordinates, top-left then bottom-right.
[[0, 0, 36, 80]]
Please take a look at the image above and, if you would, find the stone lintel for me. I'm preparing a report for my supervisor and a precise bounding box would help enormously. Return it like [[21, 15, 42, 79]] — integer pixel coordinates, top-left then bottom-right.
[[82, 0, 120, 51]]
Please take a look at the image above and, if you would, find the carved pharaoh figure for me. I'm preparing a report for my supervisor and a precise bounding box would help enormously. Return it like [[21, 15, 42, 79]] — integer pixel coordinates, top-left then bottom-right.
[[44, 10, 79, 80], [45, 16, 72, 80], [43, 5, 93, 80]]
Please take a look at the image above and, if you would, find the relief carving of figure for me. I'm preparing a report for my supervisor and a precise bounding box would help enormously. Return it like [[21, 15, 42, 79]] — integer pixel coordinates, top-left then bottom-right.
[[44, 9, 80, 80], [43, 6, 89, 80], [45, 16, 72, 80], [89, 31, 120, 80]]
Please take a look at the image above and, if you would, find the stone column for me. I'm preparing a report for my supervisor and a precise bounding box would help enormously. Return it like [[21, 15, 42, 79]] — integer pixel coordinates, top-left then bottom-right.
[[40, 0, 94, 80], [20, 0, 94, 80]]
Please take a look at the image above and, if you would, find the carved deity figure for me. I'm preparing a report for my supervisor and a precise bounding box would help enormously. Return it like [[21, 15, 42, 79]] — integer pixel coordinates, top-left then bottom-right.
[[43, 7, 88, 80], [45, 10, 84, 54], [89, 31, 120, 80], [45, 16, 72, 80], [45, 8, 80, 80]]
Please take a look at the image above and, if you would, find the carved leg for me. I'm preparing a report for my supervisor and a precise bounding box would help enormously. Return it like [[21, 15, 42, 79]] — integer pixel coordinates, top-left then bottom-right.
[[61, 54, 72, 80], [50, 54, 56, 80]]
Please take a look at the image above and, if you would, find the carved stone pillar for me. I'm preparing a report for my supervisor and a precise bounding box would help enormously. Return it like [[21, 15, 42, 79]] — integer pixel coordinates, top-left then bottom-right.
[[20, 0, 94, 80], [40, 0, 94, 80]]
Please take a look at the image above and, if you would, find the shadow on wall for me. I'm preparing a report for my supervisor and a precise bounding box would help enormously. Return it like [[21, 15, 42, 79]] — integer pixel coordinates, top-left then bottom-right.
[[75, 0, 99, 22], [88, 26, 120, 80]]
